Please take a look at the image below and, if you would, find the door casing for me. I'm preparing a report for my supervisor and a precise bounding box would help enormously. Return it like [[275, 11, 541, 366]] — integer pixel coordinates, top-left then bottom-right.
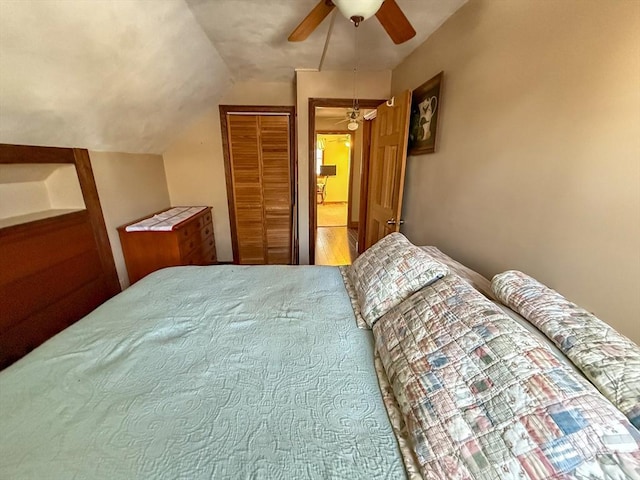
[[308, 98, 384, 265], [220, 105, 298, 265]]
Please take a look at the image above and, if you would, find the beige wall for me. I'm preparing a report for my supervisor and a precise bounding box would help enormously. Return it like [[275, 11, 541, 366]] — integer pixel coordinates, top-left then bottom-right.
[[219, 81, 296, 106], [391, 0, 640, 342], [0, 181, 49, 219], [89, 151, 171, 289], [297, 70, 392, 263], [163, 80, 295, 262], [318, 134, 350, 203], [0, 164, 84, 219], [45, 164, 84, 209]]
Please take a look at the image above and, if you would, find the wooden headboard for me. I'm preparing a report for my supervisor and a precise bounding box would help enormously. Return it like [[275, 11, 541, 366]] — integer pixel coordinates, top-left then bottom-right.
[[0, 144, 120, 369]]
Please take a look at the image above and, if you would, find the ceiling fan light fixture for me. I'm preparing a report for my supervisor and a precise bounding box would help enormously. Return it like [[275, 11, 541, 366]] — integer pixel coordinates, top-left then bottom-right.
[[333, 0, 384, 24], [347, 120, 359, 131]]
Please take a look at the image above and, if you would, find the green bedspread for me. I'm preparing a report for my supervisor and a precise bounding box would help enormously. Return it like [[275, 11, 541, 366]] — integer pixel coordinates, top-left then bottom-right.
[[0, 265, 405, 479]]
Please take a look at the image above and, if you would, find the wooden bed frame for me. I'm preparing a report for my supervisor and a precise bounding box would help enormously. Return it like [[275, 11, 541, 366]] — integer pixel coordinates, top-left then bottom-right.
[[0, 144, 120, 369]]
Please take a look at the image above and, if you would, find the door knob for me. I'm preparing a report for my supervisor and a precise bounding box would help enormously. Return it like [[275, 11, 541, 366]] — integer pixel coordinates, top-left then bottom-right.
[[386, 219, 405, 226]]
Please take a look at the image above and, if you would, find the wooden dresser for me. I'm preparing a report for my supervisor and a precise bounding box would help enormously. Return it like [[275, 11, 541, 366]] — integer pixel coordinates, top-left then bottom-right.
[[118, 207, 216, 284]]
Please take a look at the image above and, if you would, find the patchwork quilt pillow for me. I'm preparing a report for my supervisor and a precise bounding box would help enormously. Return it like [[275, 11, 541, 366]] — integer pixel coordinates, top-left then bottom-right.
[[419, 246, 496, 300], [339, 266, 368, 329], [374, 274, 640, 479], [492, 270, 640, 430], [345, 233, 449, 328]]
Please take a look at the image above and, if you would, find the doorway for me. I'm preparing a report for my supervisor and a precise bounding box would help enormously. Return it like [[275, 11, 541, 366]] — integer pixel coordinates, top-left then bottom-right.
[[309, 98, 384, 265], [315, 131, 355, 265]]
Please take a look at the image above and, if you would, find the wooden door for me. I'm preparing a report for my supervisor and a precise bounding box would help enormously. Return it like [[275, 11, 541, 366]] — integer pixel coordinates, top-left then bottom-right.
[[260, 116, 292, 264], [224, 112, 293, 264], [364, 91, 412, 249]]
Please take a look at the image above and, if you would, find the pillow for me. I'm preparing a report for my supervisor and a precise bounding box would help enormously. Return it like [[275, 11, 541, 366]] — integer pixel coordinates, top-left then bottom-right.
[[339, 266, 369, 329], [373, 273, 640, 478], [345, 233, 448, 328], [492, 270, 640, 430], [419, 246, 496, 300]]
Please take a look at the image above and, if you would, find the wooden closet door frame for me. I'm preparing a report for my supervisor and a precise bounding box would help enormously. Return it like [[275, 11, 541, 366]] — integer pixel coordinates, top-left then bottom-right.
[[219, 105, 297, 265]]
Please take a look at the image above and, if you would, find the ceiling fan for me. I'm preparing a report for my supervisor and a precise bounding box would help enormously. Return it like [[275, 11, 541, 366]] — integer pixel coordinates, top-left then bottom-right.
[[335, 108, 362, 131], [288, 0, 416, 45]]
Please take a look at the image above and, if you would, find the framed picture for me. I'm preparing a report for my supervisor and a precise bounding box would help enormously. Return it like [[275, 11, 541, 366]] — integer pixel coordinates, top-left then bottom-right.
[[408, 71, 443, 155]]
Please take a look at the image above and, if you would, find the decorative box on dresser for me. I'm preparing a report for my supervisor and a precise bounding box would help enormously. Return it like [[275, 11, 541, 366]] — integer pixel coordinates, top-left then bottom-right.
[[118, 207, 216, 284]]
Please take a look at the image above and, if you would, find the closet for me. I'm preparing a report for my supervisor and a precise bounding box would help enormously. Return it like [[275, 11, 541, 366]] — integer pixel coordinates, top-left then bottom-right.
[[220, 106, 296, 265]]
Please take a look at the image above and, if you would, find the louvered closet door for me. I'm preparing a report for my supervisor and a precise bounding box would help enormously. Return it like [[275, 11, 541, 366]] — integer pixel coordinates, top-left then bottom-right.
[[260, 116, 292, 264], [226, 113, 292, 265]]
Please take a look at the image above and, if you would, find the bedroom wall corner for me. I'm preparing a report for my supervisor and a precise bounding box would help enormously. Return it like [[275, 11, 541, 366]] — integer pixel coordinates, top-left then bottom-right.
[[390, 0, 640, 342], [162, 80, 296, 263], [89, 151, 171, 289]]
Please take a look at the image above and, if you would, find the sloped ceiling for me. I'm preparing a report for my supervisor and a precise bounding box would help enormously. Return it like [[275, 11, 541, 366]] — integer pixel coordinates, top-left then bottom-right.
[[0, 0, 232, 154], [0, 0, 466, 154], [187, 0, 467, 81]]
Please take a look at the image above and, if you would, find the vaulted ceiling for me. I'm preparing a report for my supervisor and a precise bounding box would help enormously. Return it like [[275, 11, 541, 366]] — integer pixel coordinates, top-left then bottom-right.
[[0, 0, 466, 154], [186, 0, 467, 81]]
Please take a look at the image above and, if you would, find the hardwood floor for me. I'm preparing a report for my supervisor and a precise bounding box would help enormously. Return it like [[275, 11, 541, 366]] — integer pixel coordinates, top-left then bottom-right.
[[315, 226, 358, 266], [317, 202, 348, 227]]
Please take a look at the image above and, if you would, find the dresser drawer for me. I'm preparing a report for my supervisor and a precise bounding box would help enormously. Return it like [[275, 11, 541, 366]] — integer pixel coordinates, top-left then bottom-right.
[[183, 247, 202, 265], [201, 233, 215, 254], [179, 228, 201, 257], [201, 246, 216, 265], [200, 211, 212, 229], [177, 221, 198, 242], [200, 220, 214, 242], [183, 241, 216, 266]]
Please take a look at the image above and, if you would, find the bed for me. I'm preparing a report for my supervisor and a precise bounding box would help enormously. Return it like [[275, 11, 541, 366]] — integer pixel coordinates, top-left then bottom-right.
[[1, 234, 639, 479], [0, 265, 405, 478]]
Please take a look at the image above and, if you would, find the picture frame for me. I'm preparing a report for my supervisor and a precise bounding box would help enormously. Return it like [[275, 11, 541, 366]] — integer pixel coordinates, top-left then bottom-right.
[[408, 71, 443, 155]]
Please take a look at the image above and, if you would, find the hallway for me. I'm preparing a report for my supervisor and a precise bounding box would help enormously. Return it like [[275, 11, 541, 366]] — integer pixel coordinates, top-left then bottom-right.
[[317, 202, 348, 227], [315, 201, 357, 265], [315, 226, 357, 266]]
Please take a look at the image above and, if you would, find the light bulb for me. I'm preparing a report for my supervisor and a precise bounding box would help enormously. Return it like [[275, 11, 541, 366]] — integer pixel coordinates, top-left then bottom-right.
[[333, 0, 384, 23]]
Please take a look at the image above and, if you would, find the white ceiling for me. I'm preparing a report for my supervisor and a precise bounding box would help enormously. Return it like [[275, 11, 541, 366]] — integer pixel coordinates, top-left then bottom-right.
[[0, 0, 466, 154], [187, 0, 467, 81]]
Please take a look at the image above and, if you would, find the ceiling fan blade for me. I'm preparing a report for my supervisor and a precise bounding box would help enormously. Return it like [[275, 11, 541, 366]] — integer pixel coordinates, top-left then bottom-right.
[[288, 1, 335, 42], [375, 0, 416, 45]]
